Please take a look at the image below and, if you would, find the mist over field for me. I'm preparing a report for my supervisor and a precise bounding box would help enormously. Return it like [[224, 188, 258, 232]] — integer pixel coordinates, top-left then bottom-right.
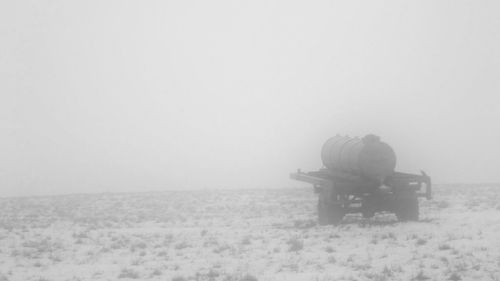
[[0, 1, 499, 197], [2, 2, 500, 281]]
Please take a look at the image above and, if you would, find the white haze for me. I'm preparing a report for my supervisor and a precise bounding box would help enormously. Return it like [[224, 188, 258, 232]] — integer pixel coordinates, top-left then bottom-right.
[[1, 0, 499, 197]]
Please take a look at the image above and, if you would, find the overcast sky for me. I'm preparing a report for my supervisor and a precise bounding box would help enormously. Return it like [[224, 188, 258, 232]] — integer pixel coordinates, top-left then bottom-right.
[[1, 0, 499, 197]]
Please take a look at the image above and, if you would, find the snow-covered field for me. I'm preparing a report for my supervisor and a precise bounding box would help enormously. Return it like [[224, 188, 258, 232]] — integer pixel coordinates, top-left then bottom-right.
[[0, 185, 499, 281]]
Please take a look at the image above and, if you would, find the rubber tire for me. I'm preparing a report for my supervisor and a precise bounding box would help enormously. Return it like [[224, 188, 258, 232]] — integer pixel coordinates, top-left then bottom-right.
[[361, 208, 375, 219], [318, 199, 345, 225], [394, 193, 419, 221], [361, 195, 378, 219]]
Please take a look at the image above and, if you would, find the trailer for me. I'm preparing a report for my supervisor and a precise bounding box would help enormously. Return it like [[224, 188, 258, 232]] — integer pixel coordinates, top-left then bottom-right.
[[290, 134, 431, 224]]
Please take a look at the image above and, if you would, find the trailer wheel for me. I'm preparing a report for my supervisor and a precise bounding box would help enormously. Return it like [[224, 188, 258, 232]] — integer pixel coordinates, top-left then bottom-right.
[[395, 192, 419, 221], [318, 199, 344, 225], [362, 208, 375, 219], [361, 195, 378, 219]]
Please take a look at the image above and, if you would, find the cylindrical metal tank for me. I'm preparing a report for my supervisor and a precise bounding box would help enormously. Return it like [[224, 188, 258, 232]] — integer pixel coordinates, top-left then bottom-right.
[[321, 134, 396, 180]]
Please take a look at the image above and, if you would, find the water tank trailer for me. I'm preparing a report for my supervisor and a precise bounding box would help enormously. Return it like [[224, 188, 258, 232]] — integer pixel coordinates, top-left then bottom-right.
[[290, 134, 431, 224]]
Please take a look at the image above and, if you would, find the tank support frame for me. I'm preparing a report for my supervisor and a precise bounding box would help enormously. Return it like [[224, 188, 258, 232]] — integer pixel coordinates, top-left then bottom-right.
[[290, 169, 432, 224]]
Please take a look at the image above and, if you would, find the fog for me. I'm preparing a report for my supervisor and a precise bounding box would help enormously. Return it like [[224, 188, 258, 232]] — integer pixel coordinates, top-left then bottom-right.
[[1, 0, 499, 197]]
